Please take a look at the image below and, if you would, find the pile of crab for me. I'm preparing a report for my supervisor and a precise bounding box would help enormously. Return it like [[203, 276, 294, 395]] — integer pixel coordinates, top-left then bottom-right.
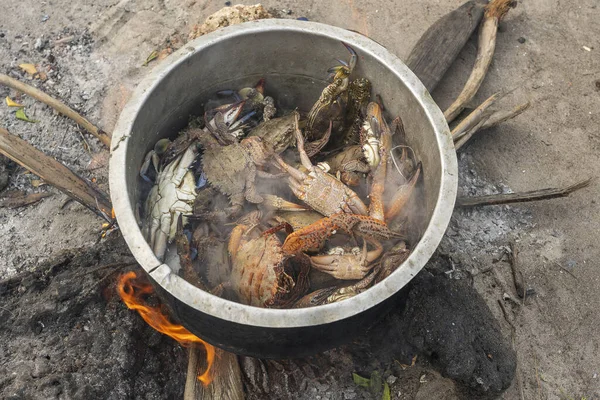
[[139, 43, 423, 309]]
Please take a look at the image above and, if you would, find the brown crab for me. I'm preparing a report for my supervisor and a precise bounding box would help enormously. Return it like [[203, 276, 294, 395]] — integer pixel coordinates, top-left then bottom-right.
[[228, 211, 309, 307], [334, 77, 372, 147], [310, 238, 383, 280], [294, 266, 379, 308], [273, 116, 368, 217], [306, 42, 357, 140]]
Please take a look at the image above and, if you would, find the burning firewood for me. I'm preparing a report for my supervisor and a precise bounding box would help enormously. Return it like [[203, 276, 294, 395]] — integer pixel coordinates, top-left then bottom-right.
[[116, 271, 245, 399], [185, 346, 244, 400]]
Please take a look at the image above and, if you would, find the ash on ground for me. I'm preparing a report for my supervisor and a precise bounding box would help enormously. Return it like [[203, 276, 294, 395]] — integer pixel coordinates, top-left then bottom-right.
[[0, 236, 516, 400]]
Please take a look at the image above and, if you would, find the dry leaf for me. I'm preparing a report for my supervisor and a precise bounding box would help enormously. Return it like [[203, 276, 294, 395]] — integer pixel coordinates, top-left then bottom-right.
[[15, 108, 38, 123], [394, 355, 417, 370], [5, 96, 24, 107], [86, 151, 109, 170], [30, 179, 47, 188], [19, 63, 38, 75], [143, 50, 159, 66]]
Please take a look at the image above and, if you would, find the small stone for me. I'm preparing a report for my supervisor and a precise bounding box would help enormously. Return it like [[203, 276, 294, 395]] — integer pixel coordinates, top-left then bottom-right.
[[287, 9, 292, 15], [224, 1, 231, 5], [32, 321, 44, 335], [386, 375, 398, 384], [34, 37, 47, 51], [420, 374, 428, 383], [297, 17, 309, 21], [343, 390, 357, 400], [517, 37, 526, 44], [31, 356, 50, 378], [41, 15, 49, 22]]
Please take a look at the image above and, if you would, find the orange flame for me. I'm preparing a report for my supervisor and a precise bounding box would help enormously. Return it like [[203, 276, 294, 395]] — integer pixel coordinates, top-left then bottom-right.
[[117, 271, 215, 385]]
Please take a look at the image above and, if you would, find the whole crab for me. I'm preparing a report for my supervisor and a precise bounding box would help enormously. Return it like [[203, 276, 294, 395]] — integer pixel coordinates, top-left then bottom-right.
[[294, 266, 379, 308], [333, 77, 372, 148], [143, 144, 198, 261], [228, 211, 309, 307], [305, 42, 358, 140], [273, 115, 368, 217], [310, 238, 383, 280]]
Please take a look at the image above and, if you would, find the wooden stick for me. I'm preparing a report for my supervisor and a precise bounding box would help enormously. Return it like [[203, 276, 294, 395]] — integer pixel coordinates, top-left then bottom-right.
[[480, 101, 531, 130], [0, 127, 112, 221], [454, 116, 491, 150], [456, 178, 591, 207], [0, 73, 111, 148], [508, 241, 527, 299], [185, 346, 244, 400], [443, 0, 516, 122], [454, 101, 531, 149], [406, 0, 487, 92], [451, 92, 500, 141], [0, 191, 52, 208]]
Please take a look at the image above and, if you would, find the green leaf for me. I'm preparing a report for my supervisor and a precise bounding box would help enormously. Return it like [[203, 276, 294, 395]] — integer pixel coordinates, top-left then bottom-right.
[[369, 370, 383, 392], [382, 382, 391, 400], [15, 108, 38, 123], [352, 372, 370, 388]]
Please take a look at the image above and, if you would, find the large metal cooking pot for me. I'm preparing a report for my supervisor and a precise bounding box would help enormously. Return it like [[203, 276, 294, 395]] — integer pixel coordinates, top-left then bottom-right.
[[109, 19, 457, 358]]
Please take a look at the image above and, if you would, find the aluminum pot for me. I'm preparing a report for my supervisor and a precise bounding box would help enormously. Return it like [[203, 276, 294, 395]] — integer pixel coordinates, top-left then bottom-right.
[[109, 19, 457, 358]]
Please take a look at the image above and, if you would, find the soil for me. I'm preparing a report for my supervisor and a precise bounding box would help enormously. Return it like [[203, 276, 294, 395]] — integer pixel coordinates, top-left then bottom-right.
[[1, 1, 599, 399]]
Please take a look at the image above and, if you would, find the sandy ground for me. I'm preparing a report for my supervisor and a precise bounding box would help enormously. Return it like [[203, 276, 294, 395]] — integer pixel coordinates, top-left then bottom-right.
[[1, 0, 599, 399]]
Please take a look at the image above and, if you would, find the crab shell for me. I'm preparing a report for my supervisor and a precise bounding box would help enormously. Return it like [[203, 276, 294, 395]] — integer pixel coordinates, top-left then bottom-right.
[[230, 233, 295, 307], [201, 143, 249, 200]]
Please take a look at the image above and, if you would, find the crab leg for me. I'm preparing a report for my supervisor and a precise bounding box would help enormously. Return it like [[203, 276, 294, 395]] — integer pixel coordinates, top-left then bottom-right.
[[385, 163, 422, 221], [282, 214, 359, 256], [292, 114, 315, 171], [262, 194, 311, 212], [305, 120, 333, 157], [366, 103, 393, 222], [272, 153, 308, 182], [244, 168, 264, 204]]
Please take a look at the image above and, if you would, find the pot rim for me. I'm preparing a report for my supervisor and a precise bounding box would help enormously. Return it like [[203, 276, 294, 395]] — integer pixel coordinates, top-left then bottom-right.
[[109, 19, 457, 328]]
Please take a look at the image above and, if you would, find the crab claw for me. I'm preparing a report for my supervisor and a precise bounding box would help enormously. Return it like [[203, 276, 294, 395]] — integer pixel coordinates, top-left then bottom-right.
[[254, 78, 266, 94], [205, 101, 245, 124], [341, 42, 357, 72], [140, 138, 171, 183], [205, 101, 247, 143]]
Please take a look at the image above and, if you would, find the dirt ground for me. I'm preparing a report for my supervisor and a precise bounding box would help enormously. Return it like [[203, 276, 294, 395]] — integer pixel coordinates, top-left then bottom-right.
[[1, 0, 599, 399]]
